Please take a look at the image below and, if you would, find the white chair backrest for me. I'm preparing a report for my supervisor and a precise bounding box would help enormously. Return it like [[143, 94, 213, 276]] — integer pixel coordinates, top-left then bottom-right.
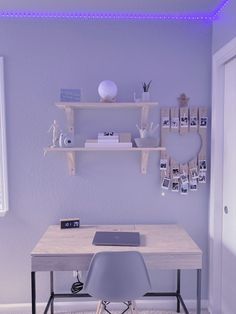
[[84, 251, 151, 302]]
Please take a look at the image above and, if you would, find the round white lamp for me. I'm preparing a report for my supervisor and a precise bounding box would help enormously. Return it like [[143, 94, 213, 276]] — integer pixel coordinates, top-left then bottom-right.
[[98, 80, 118, 102]]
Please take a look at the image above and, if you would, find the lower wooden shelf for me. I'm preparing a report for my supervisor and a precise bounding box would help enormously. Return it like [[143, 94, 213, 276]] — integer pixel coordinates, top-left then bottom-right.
[[44, 146, 166, 175]]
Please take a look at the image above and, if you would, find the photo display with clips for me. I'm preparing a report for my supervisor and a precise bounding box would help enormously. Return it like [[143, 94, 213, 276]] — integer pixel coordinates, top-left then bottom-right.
[[160, 97, 208, 196]]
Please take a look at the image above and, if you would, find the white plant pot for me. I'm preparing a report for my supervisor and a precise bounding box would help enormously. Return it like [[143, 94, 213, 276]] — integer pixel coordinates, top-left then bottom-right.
[[142, 91, 150, 102]]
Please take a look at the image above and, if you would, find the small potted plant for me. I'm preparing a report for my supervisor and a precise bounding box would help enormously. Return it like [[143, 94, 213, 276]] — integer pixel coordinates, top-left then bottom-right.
[[142, 80, 152, 101]]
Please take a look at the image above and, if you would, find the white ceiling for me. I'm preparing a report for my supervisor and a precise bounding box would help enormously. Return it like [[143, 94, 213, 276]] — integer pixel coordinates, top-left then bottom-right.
[[0, 0, 221, 14]]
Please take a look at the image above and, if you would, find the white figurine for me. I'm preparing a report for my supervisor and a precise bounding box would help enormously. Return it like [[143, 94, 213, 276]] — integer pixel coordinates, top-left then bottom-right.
[[48, 120, 61, 147], [136, 122, 159, 138], [148, 122, 159, 137]]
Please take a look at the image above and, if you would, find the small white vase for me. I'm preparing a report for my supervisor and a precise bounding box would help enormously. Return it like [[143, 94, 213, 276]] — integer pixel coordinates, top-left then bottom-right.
[[142, 91, 150, 102]]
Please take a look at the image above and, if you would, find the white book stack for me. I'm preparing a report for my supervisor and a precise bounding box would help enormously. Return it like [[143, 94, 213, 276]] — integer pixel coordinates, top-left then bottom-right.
[[85, 132, 132, 148]]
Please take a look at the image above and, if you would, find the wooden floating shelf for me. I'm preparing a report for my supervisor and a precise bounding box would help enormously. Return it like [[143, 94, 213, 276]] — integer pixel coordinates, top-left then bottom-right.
[[44, 146, 165, 152], [55, 102, 158, 134], [44, 146, 166, 176], [46, 101, 161, 175], [55, 102, 158, 110]]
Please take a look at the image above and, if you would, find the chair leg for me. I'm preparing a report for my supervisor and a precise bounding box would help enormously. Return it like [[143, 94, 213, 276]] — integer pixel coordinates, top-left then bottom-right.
[[96, 300, 103, 314], [130, 301, 138, 314]]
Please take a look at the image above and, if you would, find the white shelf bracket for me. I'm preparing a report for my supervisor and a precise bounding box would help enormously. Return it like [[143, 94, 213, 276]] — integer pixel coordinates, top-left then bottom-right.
[[66, 152, 76, 175], [141, 150, 149, 174], [141, 105, 150, 128], [65, 107, 74, 134]]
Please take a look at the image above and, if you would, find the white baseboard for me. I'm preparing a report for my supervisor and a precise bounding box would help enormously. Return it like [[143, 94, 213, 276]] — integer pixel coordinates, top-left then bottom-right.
[[0, 299, 208, 314]]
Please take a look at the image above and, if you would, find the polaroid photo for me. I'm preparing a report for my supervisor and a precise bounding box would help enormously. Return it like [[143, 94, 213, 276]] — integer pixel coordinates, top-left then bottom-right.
[[162, 117, 170, 128], [171, 117, 179, 129], [180, 116, 188, 127], [160, 159, 168, 170], [190, 180, 198, 191], [200, 117, 208, 128], [171, 180, 179, 192], [190, 167, 198, 179], [180, 184, 188, 195], [190, 117, 198, 127], [180, 174, 189, 185], [198, 171, 207, 184], [199, 160, 207, 171], [172, 167, 180, 179], [162, 177, 170, 190]]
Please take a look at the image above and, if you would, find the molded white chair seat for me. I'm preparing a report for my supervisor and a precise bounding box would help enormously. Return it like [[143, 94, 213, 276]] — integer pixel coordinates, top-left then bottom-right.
[[84, 251, 151, 314]]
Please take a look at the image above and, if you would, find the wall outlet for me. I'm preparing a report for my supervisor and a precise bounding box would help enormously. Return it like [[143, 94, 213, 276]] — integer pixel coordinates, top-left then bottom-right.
[[73, 270, 83, 279], [73, 271, 78, 278]]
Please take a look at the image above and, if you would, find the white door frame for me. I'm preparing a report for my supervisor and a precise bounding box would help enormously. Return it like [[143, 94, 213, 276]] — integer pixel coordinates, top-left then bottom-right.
[[209, 36, 236, 314]]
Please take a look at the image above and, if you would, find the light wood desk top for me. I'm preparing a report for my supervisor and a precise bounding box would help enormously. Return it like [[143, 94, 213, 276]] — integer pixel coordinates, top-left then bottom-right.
[[31, 224, 202, 271]]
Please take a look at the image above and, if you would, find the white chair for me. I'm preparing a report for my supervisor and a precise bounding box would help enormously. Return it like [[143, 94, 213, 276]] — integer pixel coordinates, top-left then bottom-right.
[[84, 251, 151, 314]]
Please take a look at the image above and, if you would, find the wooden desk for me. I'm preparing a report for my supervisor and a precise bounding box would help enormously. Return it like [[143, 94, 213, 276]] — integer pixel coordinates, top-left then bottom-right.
[[31, 224, 202, 314]]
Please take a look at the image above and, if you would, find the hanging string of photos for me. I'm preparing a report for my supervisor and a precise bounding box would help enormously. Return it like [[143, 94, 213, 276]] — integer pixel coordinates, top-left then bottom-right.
[[160, 93, 207, 195]]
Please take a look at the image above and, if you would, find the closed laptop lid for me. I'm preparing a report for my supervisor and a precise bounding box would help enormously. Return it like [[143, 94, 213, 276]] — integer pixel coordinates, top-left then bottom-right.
[[92, 231, 140, 246]]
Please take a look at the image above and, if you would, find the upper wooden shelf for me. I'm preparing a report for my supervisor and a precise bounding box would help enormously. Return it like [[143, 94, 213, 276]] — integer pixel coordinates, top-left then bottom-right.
[[55, 101, 158, 135], [44, 146, 165, 153], [55, 102, 158, 110]]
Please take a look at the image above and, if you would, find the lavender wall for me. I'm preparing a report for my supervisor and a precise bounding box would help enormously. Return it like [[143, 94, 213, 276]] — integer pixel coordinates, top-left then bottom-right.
[[0, 19, 211, 304], [212, 0, 236, 53]]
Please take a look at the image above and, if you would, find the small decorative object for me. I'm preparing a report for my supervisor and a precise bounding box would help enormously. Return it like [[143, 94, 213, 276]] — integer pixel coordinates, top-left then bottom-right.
[[60, 89, 81, 102], [59, 133, 75, 147], [64, 134, 75, 147], [136, 122, 159, 138], [142, 80, 152, 101], [98, 80, 118, 102], [178, 93, 189, 107], [48, 120, 61, 147], [59, 133, 64, 147], [135, 121, 159, 148], [134, 137, 159, 148]]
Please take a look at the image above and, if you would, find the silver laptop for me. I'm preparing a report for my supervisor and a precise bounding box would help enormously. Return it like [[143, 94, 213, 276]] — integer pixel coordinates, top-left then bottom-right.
[[92, 231, 140, 246]]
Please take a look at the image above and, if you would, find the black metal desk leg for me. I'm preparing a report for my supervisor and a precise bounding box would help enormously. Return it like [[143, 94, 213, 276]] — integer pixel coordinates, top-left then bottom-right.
[[176, 269, 181, 313], [31, 272, 36, 314], [50, 271, 54, 314], [197, 269, 201, 314]]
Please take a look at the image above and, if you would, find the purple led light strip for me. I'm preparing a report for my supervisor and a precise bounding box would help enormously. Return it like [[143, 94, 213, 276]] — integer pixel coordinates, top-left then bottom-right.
[[211, 0, 229, 19], [0, 0, 230, 21], [0, 12, 211, 20]]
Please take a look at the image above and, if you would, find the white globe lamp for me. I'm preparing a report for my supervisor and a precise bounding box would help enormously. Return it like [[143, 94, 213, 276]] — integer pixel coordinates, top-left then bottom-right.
[[98, 80, 118, 102]]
